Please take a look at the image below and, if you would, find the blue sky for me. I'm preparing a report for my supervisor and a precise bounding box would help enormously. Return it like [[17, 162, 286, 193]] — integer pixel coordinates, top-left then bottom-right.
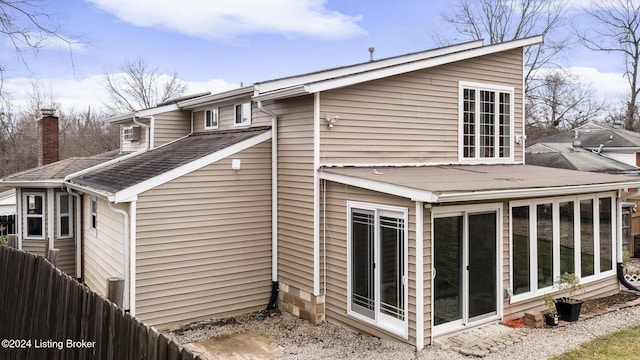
[[0, 0, 629, 111]]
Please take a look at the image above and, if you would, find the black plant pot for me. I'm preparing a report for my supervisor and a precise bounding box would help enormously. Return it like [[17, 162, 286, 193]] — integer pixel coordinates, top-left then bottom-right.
[[544, 312, 559, 326], [555, 299, 583, 322]]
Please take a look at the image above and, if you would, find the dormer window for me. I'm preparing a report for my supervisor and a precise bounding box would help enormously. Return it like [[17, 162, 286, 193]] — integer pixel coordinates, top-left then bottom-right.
[[123, 126, 140, 142], [234, 102, 251, 127], [205, 108, 219, 129], [459, 82, 514, 162]]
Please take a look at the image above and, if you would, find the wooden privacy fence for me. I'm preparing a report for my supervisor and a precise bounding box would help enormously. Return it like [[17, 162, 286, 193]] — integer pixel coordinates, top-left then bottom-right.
[[0, 246, 203, 360]]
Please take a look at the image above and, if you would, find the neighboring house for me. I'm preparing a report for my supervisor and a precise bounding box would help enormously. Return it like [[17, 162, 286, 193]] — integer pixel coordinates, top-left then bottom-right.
[[525, 142, 639, 174], [0, 187, 16, 216], [4, 35, 640, 349], [528, 121, 640, 168]]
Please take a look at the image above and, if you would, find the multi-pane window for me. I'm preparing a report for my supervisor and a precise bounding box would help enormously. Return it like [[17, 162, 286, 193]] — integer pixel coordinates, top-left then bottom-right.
[[460, 82, 513, 161], [57, 193, 73, 238], [349, 202, 407, 337], [24, 193, 44, 239], [205, 108, 219, 129], [234, 102, 251, 126], [511, 194, 616, 300]]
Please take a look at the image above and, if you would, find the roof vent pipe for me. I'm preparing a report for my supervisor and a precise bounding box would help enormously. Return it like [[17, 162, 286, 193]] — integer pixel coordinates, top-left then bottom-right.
[[368, 47, 375, 61], [572, 140, 582, 151]]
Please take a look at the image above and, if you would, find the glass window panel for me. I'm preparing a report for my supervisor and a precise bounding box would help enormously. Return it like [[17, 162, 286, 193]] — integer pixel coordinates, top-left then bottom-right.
[[433, 216, 463, 325], [379, 216, 405, 320], [537, 203, 554, 288], [27, 217, 43, 237], [560, 201, 575, 275], [60, 215, 70, 237], [468, 212, 497, 319], [581, 199, 595, 277], [27, 195, 43, 215], [599, 198, 613, 272], [351, 210, 375, 319], [463, 89, 476, 158], [479, 90, 495, 158], [512, 206, 530, 295]]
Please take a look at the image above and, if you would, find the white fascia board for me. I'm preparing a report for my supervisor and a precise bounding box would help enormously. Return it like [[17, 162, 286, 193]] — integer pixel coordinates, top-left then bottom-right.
[[319, 170, 439, 203], [252, 85, 308, 102], [255, 40, 484, 94], [306, 36, 543, 94], [0, 180, 63, 188], [178, 86, 255, 109], [437, 181, 640, 203], [113, 130, 272, 203], [65, 183, 113, 201], [108, 104, 180, 124]]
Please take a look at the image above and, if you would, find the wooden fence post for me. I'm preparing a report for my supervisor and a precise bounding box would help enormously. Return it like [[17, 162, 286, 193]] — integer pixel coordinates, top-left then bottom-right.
[[7, 234, 16, 248], [107, 277, 124, 308], [46, 248, 59, 267]]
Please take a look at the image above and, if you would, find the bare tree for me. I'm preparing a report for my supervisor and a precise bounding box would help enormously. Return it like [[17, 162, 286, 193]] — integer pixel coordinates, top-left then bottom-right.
[[579, 0, 640, 130], [435, 0, 569, 88], [102, 57, 188, 114], [0, 0, 74, 90], [526, 69, 607, 139]]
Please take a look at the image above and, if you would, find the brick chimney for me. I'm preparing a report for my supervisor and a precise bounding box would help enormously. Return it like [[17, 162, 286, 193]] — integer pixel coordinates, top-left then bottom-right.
[[37, 108, 59, 167]]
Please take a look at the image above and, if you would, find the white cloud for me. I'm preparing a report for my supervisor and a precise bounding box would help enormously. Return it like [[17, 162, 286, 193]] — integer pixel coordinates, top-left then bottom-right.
[[3, 75, 240, 112], [86, 0, 365, 40], [565, 66, 628, 101]]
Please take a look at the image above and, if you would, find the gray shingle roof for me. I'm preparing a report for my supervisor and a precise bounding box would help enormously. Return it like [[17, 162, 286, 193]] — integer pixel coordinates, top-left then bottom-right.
[[70, 126, 271, 194], [529, 122, 640, 148], [526, 143, 639, 174], [2, 150, 122, 182]]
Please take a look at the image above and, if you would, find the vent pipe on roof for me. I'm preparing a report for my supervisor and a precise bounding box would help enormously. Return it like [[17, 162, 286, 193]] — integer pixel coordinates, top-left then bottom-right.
[[368, 47, 375, 62], [572, 140, 582, 151]]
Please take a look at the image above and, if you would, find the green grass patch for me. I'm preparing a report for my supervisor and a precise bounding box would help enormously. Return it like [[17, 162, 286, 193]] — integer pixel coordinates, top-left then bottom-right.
[[551, 324, 640, 360]]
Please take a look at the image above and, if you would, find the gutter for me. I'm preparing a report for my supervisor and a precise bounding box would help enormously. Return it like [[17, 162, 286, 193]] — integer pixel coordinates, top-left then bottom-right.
[[257, 100, 279, 310]]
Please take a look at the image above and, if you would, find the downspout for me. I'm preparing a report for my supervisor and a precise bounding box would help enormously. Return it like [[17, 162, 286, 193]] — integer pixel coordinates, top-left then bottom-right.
[[67, 189, 82, 280], [108, 202, 130, 312], [618, 189, 640, 291], [16, 188, 22, 249], [258, 100, 279, 310]]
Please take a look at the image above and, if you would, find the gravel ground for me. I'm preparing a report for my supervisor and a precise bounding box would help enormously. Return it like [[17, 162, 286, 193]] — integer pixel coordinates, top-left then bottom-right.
[[167, 302, 640, 360]]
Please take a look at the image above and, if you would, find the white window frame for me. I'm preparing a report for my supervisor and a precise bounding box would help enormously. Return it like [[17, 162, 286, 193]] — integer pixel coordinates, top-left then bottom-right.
[[204, 108, 219, 130], [234, 102, 251, 127], [90, 196, 97, 236], [23, 192, 45, 240], [509, 193, 617, 303], [57, 192, 73, 239], [346, 201, 409, 338], [458, 81, 515, 163]]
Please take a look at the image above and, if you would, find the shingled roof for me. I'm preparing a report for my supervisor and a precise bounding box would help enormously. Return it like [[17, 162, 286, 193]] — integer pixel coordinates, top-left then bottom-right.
[[69, 126, 271, 194], [2, 150, 122, 183], [529, 122, 640, 149]]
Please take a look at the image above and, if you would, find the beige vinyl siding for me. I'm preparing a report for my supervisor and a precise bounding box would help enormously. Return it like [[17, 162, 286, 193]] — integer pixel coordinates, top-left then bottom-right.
[[507, 276, 619, 317], [192, 101, 272, 133], [270, 96, 316, 295], [322, 181, 417, 344], [82, 197, 125, 297], [54, 238, 76, 277], [135, 140, 272, 328], [22, 239, 46, 257], [319, 48, 524, 165], [152, 110, 191, 147]]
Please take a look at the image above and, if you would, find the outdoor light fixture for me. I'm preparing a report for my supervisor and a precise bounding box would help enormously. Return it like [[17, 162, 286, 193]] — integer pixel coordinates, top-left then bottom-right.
[[325, 115, 339, 129]]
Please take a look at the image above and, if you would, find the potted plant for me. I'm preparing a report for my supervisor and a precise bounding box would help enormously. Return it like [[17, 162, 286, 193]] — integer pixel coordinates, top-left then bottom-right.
[[555, 272, 583, 322], [542, 294, 559, 326]]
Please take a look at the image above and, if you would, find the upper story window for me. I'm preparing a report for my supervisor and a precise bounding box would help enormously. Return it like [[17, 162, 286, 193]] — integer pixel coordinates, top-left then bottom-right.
[[234, 102, 251, 127], [205, 108, 219, 129], [57, 192, 73, 238], [24, 193, 44, 239], [459, 82, 514, 162], [123, 126, 140, 142]]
